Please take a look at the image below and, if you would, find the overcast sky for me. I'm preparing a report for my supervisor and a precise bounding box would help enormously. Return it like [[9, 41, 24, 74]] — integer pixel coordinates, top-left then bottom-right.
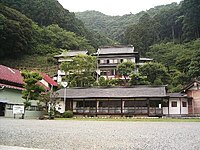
[[58, 0, 182, 16]]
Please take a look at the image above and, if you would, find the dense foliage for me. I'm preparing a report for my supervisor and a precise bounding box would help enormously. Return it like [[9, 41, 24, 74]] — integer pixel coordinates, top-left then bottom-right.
[[61, 54, 97, 87], [0, 4, 95, 60], [0, 0, 114, 49], [1, 0, 200, 91], [76, 3, 179, 42], [77, 0, 200, 90], [21, 71, 45, 108], [117, 61, 135, 84], [0, 0, 86, 36], [124, 0, 200, 55], [0, 4, 35, 58]]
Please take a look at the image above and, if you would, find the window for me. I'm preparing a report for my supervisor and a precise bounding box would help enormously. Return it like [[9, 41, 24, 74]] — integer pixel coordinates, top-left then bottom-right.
[[107, 60, 109, 64], [182, 101, 187, 107], [100, 60, 104, 64], [85, 101, 96, 107], [29, 106, 38, 111], [99, 101, 109, 107], [111, 69, 115, 75], [100, 71, 107, 76], [6, 104, 13, 110], [171, 101, 177, 107], [76, 101, 83, 107], [120, 59, 123, 63], [110, 60, 113, 64]]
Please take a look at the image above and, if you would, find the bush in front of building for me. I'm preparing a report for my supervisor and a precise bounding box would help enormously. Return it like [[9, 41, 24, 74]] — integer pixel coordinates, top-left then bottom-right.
[[62, 111, 73, 118], [54, 110, 62, 118]]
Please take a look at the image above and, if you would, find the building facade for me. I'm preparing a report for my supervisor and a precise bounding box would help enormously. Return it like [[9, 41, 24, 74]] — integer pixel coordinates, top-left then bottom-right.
[[56, 86, 189, 117], [96, 45, 152, 79]]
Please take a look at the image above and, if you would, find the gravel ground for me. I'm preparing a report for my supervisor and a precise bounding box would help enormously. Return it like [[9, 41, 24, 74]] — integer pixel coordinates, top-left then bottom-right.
[[0, 118, 200, 150]]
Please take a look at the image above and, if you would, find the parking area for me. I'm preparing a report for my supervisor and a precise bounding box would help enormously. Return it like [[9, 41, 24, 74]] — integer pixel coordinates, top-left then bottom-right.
[[0, 118, 200, 150]]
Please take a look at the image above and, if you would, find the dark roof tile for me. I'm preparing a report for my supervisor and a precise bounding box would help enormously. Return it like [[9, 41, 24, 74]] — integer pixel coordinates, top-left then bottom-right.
[[56, 86, 167, 98]]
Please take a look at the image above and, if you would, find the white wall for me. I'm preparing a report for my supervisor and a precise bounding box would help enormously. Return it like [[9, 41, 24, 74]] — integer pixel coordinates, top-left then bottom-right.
[[181, 99, 188, 114], [40, 79, 49, 88], [163, 98, 188, 115]]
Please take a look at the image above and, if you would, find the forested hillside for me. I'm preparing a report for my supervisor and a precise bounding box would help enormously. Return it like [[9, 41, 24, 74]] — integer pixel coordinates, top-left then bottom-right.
[[0, 0, 113, 74], [0, 4, 95, 75], [76, 3, 179, 42], [76, 0, 200, 91], [0, 0, 200, 90], [0, 0, 113, 49]]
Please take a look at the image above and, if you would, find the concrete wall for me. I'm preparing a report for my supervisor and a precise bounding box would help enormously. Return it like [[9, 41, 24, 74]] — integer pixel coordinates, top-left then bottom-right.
[[163, 98, 188, 115], [0, 88, 44, 118], [0, 88, 24, 104], [5, 109, 44, 118]]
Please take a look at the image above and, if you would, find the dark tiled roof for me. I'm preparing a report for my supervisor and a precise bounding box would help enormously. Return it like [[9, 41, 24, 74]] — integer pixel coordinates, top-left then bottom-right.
[[181, 80, 200, 92], [56, 86, 167, 99], [0, 65, 23, 85], [54, 50, 88, 57], [98, 46, 135, 55], [168, 93, 187, 98]]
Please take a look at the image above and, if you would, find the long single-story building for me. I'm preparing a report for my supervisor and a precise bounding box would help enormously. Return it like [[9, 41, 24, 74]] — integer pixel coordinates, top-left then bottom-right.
[[56, 86, 189, 117]]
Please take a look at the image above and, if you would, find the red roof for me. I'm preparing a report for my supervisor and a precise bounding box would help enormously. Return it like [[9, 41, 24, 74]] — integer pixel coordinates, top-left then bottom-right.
[[0, 83, 24, 91], [40, 73, 58, 87], [0, 65, 23, 85], [37, 82, 50, 91], [0, 65, 58, 91]]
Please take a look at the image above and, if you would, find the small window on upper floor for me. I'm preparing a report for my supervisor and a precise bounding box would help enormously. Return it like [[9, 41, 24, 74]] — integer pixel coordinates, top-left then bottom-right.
[[120, 59, 123, 63], [100, 60, 104, 64], [107, 60, 109, 64], [171, 101, 177, 107], [182, 101, 187, 107]]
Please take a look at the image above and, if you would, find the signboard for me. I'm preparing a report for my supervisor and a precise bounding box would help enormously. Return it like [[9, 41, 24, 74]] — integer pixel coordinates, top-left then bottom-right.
[[13, 105, 24, 114], [61, 82, 68, 88]]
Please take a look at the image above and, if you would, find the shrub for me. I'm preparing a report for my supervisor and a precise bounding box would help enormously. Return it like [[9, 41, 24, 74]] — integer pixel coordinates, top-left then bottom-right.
[[62, 111, 73, 118], [54, 111, 62, 118]]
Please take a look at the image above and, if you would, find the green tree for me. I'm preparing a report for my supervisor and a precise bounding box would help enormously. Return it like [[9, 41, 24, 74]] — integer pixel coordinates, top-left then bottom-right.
[[0, 0, 87, 36], [181, 0, 200, 41], [139, 62, 170, 85], [61, 54, 96, 87], [129, 73, 150, 85], [0, 5, 35, 58], [117, 61, 135, 84], [188, 49, 200, 78], [21, 71, 45, 118], [98, 76, 109, 86]]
